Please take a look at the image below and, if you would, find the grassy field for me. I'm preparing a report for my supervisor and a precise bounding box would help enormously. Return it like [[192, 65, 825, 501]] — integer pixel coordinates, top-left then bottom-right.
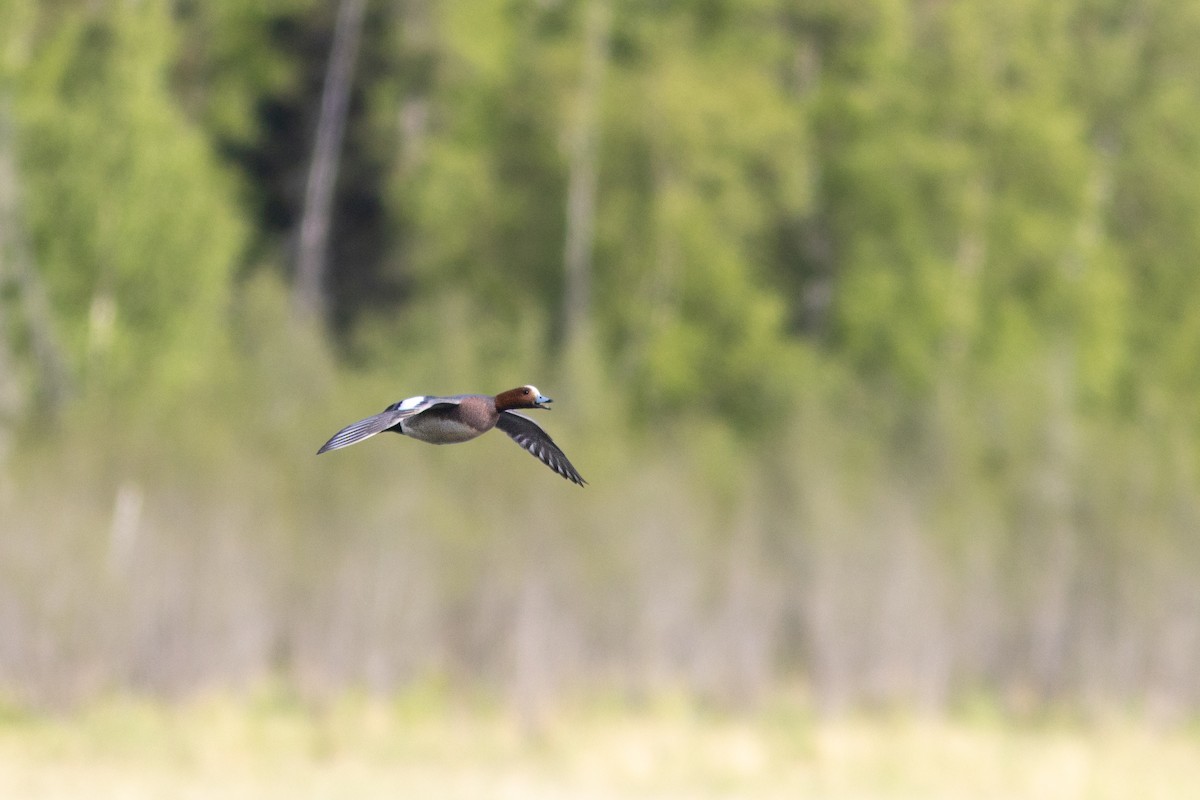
[[0, 690, 1196, 799]]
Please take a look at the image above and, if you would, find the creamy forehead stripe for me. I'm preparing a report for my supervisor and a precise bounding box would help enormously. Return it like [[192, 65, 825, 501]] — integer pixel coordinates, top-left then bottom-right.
[[526, 385, 541, 396]]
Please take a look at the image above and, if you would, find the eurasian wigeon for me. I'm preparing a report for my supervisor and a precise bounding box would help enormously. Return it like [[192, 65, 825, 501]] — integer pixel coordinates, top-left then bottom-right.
[[317, 385, 586, 485]]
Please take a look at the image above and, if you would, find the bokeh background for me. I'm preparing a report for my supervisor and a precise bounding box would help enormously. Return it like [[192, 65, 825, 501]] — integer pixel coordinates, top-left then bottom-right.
[[2, 0, 1200, 794]]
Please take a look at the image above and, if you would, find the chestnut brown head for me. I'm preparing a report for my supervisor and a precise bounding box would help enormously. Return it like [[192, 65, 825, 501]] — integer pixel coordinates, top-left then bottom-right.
[[495, 385, 552, 411]]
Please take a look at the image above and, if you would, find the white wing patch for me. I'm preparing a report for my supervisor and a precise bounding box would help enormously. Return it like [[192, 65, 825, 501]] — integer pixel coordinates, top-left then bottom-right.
[[397, 395, 427, 411]]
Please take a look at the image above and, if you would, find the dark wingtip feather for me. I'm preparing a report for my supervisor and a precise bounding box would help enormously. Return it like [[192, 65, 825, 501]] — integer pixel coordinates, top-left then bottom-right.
[[496, 411, 587, 486]]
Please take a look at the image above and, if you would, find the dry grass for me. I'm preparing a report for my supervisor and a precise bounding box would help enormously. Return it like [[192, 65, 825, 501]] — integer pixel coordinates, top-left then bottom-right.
[[0, 690, 1196, 799]]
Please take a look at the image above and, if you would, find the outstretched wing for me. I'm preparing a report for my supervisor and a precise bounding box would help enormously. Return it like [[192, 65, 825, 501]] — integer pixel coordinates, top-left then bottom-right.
[[495, 411, 587, 486], [317, 408, 411, 454], [316, 396, 462, 454]]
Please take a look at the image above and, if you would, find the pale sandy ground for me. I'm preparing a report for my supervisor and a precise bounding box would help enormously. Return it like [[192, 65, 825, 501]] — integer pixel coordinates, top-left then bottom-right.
[[0, 693, 1195, 799]]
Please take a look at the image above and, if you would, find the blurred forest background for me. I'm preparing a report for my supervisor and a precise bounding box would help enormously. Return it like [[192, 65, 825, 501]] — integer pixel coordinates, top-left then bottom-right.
[[1, 0, 1199, 721]]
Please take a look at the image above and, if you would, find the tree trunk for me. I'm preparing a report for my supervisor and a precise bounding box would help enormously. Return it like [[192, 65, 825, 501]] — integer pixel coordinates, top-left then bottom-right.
[[292, 0, 368, 322], [562, 0, 610, 350]]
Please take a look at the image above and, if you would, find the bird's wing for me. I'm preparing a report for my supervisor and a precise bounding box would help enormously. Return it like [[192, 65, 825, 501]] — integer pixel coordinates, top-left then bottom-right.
[[316, 397, 462, 454], [495, 411, 587, 485]]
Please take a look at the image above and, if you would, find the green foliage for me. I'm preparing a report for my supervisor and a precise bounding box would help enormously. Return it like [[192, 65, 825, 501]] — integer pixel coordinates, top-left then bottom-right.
[[173, 0, 319, 146], [9, 0, 1200, 425], [5, 0, 1200, 714], [13, 2, 245, 402], [400, 1, 576, 324]]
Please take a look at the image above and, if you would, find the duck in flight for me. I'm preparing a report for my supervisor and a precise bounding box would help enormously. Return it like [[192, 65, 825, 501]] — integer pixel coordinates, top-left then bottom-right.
[[317, 385, 586, 486]]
